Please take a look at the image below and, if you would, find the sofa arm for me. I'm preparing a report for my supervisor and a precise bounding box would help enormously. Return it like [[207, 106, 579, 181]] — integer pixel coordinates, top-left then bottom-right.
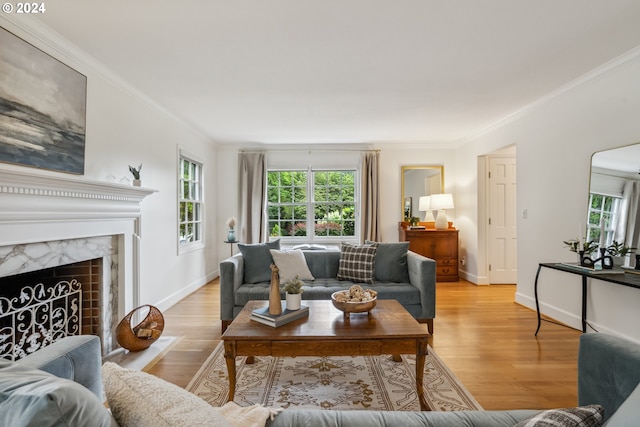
[[14, 335, 103, 400], [578, 333, 640, 422], [220, 253, 244, 323], [407, 250, 436, 321]]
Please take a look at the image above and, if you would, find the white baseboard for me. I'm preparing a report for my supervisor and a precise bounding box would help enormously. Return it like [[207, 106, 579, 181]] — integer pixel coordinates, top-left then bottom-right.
[[515, 291, 582, 331], [458, 268, 489, 285], [153, 268, 219, 312]]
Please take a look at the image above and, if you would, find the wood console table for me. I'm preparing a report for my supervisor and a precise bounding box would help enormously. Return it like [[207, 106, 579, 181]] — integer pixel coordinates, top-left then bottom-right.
[[534, 263, 640, 335]]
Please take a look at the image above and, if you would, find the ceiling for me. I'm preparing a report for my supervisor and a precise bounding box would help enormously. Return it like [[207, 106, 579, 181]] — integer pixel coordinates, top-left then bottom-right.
[[32, 0, 640, 146]]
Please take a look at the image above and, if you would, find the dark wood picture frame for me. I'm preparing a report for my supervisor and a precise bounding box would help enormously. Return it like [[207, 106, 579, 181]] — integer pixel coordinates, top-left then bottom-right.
[[0, 26, 87, 174]]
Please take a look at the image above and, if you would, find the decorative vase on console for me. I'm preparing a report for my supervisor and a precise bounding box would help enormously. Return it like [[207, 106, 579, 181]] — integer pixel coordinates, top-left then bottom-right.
[[226, 216, 237, 242]]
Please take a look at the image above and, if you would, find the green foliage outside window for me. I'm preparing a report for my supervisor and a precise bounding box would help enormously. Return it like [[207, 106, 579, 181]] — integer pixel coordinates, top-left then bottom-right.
[[267, 170, 356, 238], [179, 157, 202, 245]]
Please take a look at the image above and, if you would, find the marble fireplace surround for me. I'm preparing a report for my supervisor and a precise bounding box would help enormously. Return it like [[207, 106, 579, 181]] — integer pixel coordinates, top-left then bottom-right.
[[0, 169, 156, 355]]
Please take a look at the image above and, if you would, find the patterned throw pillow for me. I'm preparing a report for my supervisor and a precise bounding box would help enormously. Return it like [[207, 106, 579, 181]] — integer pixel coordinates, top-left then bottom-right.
[[337, 243, 377, 284], [513, 404, 604, 427]]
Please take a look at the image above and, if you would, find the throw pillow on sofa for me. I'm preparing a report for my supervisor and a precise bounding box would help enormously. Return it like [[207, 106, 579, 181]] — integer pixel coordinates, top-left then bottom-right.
[[103, 362, 278, 427], [337, 242, 377, 284], [0, 360, 115, 427], [366, 240, 410, 283], [237, 240, 280, 284], [269, 249, 315, 282], [513, 404, 604, 427]]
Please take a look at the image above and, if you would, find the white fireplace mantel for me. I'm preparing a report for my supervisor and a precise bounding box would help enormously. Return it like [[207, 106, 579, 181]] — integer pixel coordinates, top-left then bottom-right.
[[0, 169, 157, 353], [0, 169, 156, 224]]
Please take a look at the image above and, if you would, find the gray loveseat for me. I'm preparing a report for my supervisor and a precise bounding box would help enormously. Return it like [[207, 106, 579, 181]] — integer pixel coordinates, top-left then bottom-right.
[[220, 242, 437, 334], [3, 333, 640, 426]]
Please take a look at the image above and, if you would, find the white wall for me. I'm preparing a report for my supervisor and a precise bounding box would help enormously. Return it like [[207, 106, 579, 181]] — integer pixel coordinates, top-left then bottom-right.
[[1, 17, 219, 312], [455, 48, 640, 342]]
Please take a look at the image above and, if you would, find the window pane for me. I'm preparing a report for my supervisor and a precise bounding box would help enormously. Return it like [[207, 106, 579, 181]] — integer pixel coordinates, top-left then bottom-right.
[[343, 220, 355, 236], [268, 187, 279, 203], [280, 187, 292, 203], [343, 186, 355, 201], [293, 221, 306, 236], [293, 186, 306, 203], [182, 181, 189, 199], [194, 223, 201, 241], [293, 172, 307, 186]]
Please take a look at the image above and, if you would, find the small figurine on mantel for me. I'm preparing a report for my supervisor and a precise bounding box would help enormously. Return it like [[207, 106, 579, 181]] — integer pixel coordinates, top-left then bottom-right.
[[269, 263, 282, 316]]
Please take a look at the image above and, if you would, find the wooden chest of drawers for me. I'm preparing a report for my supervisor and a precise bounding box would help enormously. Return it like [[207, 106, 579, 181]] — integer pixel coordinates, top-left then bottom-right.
[[398, 223, 459, 282]]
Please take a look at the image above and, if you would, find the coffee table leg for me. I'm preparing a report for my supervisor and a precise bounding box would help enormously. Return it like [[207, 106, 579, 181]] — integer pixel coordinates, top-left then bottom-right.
[[223, 341, 237, 402], [416, 338, 431, 411]]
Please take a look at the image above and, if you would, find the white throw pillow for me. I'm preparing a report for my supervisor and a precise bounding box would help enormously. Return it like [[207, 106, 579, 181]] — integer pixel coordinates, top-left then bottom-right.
[[102, 362, 231, 427], [269, 249, 315, 283]]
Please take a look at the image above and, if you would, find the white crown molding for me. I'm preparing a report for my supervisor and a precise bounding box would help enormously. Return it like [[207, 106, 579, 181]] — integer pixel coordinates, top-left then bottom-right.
[[0, 14, 213, 143], [0, 169, 156, 203], [456, 45, 640, 147]]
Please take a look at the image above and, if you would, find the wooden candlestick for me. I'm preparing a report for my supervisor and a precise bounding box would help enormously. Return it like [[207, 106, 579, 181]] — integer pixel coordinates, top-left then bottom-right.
[[269, 263, 282, 316]]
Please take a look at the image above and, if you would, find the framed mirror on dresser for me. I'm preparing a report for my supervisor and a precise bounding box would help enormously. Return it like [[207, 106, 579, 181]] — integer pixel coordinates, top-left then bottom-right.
[[399, 164, 458, 282], [401, 165, 444, 220]]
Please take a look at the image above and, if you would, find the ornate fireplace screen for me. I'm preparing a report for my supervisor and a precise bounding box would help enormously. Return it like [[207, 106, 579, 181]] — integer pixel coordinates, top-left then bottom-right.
[[0, 279, 81, 361]]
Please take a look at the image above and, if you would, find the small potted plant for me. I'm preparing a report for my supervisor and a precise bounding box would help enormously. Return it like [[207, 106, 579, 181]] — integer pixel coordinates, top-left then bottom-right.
[[282, 275, 304, 310], [129, 164, 142, 187], [563, 238, 599, 263], [605, 240, 637, 267]]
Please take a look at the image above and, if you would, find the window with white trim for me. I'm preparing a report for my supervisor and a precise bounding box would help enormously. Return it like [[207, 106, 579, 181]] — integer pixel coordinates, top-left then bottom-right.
[[178, 154, 203, 252], [267, 169, 357, 240]]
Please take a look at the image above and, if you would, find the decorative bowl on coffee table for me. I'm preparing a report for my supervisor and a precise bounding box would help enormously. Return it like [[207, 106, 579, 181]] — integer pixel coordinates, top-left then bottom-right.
[[331, 290, 377, 315]]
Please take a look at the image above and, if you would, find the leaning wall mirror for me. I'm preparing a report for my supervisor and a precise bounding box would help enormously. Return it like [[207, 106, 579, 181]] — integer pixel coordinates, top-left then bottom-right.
[[588, 143, 640, 266], [401, 165, 444, 220]]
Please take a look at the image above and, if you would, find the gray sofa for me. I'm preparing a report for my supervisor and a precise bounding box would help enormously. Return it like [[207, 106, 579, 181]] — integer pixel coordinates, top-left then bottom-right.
[[220, 244, 437, 334], [3, 333, 640, 426]]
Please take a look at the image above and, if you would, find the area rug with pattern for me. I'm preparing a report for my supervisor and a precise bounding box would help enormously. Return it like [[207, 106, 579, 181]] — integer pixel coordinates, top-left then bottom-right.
[[186, 342, 482, 412]]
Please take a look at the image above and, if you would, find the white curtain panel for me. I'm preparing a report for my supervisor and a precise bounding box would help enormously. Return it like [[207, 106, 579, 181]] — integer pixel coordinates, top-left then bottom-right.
[[238, 152, 267, 244]]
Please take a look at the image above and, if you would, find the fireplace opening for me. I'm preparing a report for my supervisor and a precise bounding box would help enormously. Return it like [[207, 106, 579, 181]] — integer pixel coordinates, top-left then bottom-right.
[[0, 258, 102, 361]]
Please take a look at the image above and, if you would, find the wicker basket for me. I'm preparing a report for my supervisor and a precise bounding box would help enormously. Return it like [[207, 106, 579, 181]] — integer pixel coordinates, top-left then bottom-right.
[[116, 305, 165, 352]]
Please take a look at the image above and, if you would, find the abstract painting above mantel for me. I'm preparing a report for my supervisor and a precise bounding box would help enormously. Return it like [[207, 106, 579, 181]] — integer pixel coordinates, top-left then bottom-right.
[[0, 26, 87, 174]]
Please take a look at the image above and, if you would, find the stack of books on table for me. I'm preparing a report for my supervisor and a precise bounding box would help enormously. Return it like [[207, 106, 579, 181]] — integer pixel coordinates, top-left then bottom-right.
[[250, 303, 309, 327]]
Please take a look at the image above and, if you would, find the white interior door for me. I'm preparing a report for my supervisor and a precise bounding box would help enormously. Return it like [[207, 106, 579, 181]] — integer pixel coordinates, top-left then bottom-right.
[[488, 156, 517, 284]]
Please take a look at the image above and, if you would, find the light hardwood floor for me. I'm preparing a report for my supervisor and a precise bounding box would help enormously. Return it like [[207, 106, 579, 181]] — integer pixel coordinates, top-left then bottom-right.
[[146, 279, 581, 411]]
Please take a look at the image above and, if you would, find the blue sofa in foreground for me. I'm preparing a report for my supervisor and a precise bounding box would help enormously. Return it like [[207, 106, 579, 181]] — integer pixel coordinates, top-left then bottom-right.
[[2, 333, 640, 426]]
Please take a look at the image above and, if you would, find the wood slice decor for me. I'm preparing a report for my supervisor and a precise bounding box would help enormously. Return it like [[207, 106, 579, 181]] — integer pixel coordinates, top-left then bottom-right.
[[116, 305, 165, 352]]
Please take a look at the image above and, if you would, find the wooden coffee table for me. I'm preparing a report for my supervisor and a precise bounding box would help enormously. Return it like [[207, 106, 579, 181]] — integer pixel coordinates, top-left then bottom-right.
[[222, 299, 430, 411]]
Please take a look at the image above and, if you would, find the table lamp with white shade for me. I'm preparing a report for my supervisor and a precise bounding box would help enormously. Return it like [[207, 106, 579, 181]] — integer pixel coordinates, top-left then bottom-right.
[[429, 193, 454, 230], [418, 196, 435, 223]]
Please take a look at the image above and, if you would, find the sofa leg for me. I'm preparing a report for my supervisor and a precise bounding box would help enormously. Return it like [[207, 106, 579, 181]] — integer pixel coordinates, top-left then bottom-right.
[[426, 319, 433, 335], [418, 318, 434, 335], [221, 320, 231, 334]]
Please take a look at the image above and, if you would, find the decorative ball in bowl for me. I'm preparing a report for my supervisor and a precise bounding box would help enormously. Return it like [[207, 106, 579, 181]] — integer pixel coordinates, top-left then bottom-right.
[[331, 285, 378, 314]]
